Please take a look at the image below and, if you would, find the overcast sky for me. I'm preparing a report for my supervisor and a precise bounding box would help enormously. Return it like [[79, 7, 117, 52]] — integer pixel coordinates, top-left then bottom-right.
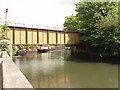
[[0, 0, 80, 29]]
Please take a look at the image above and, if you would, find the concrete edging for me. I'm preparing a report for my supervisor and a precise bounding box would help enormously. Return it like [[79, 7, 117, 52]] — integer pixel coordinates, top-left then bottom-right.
[[1, 51, 33, 88]]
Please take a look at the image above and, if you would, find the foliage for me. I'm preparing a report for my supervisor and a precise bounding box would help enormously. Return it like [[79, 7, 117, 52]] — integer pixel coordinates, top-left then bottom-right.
[[33, 45, 39, 49], [0, 42, 9, 51], [12, 46, 17, 55], [64, 2, 120, 56], [0, 42, 17, 55], [0, 25, 12, 55], [64, 14, 80, 32], [0, 25, 10, 40], [18, 45, 25, 49], [0, 42, 10, 55], [18, 45, 39, 49]]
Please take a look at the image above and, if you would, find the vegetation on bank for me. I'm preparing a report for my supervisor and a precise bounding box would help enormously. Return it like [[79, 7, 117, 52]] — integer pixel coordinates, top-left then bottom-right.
[[64, 2, 120, 57], [0, 25, 10, 40], [0, 25, 17, 55]]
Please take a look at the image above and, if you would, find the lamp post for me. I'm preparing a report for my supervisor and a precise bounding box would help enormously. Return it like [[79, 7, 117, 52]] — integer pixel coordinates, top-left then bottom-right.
[[5, 8, 8, 25]]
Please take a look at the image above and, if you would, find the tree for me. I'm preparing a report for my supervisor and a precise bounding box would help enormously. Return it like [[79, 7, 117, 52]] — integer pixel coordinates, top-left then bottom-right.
[[0, 25, 11, 54], [0, 24, 10, 40], [64, 14, 80, 32], [64, 2, 120, 56]]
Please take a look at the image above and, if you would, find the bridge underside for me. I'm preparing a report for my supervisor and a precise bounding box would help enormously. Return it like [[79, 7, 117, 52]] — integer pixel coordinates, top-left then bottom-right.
[[7, 26, 79, 45]]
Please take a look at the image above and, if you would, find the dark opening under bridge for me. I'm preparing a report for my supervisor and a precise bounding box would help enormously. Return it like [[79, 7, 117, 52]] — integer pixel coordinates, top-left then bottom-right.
[[7, 26, 79, 45]]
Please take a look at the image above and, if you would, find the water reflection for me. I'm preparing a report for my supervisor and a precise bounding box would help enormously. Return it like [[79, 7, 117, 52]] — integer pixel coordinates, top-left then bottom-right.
[[13, 50, 118, 88], [28, 71, 70, 88]]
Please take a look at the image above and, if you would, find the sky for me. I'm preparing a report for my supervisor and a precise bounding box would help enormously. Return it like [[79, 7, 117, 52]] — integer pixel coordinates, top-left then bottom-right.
[[0, 0, 80, 29]]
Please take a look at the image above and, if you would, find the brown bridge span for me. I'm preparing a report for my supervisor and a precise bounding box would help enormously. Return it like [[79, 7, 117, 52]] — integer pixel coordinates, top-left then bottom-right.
[[7, 26, 79, 45]]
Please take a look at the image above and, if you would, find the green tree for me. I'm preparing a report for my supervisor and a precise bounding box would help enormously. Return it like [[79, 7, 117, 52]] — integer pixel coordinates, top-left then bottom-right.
[[64, 2, 120, 56], [0, 25, 11, 54], [0, 24, 10, 40], [64, 14, 80, 32]]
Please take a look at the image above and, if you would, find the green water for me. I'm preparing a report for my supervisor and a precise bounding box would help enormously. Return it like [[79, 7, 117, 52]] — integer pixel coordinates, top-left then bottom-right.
[[13, 50, 118, 88]]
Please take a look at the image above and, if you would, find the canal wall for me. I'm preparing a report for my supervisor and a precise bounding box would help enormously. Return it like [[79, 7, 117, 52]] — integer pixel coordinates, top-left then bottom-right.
[[71, 44, 94, 58], [0, 51, 33, 88], [71, 44, 120, 62], [70, 44, 103, 60]]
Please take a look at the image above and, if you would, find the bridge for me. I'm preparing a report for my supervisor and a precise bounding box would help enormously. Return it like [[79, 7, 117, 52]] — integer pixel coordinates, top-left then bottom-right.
[[6, 25, 79, 45]]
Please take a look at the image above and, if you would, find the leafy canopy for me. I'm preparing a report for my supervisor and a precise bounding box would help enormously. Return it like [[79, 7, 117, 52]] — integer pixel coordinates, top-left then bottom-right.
[[64, 2, 120, 56]]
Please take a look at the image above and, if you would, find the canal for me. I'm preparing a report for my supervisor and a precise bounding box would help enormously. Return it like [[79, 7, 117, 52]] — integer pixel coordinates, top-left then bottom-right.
[[13, 50, 118, 88], [0, 63, 2, 89]]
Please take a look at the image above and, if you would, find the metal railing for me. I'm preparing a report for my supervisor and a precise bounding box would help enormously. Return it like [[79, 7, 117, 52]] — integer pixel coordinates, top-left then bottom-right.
[[0, 19, 63, 31]]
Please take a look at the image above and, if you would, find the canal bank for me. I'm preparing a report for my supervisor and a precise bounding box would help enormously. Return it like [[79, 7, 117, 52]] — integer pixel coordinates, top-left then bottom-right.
[[0, 51, 33, 88], [13, 50, 119, 88], [71, 44, 120, 64], [14, 45, 68, 56]]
